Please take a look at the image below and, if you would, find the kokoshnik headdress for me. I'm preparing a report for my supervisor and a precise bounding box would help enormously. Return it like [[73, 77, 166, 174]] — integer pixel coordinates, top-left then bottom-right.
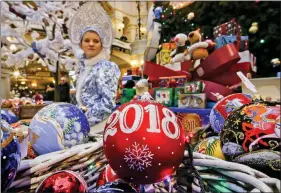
[[68, 2, 113, 55]]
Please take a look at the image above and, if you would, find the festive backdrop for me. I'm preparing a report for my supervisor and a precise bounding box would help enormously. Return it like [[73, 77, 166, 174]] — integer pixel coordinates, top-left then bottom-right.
[[153, 1, 281, 77]]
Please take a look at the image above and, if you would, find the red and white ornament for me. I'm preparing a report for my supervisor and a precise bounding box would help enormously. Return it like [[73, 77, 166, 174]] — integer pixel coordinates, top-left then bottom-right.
[[103, 100, 185, 184]]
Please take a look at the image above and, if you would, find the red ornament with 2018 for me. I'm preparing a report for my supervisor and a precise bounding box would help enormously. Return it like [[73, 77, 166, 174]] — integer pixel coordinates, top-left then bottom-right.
[[103, 100, 185, 184]]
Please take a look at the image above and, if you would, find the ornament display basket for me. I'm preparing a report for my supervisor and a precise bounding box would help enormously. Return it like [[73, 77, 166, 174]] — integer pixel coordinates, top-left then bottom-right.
[[19, 104, 46, 119], [8, 138, 280, 193]]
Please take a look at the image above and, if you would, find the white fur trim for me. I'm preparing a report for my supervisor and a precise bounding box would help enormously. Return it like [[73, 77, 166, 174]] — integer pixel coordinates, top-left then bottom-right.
[[76, 49, 109, 107], [188, 42, 208, 55]]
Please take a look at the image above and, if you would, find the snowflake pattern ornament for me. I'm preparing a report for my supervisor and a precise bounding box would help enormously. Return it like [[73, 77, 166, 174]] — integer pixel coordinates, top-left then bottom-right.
[[124, 142, 154, 171], [103, 100, 185, 184]]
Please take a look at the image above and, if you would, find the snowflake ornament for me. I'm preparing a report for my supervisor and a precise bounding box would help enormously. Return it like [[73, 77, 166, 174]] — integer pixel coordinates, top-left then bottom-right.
[[124, 142, 154, 171]]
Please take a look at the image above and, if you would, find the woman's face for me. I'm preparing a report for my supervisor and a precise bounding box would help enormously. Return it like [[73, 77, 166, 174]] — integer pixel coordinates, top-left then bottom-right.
[[80, 31, 102, 59]]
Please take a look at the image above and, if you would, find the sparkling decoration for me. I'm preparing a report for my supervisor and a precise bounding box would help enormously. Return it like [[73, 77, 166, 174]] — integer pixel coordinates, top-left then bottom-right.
[[1, 120, 21, 193], [29, 103, 90, 155], [1, 109, 18, 124], [249, 22, 258, 34], [187, 12, 195, 20], [103, 100, 185, 184], [92, 182, 138, 193], [35, 170, 87, 193], [209, 93, 252, 133], [154, 6, 163, 20], [96, 164, 119, 187], [194, 136, 225, 160], [221, 101, 280, 160]]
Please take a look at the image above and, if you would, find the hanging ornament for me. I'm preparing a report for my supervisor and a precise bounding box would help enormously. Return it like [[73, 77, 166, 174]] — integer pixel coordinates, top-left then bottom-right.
[[1, 120, 21, 193], [92, 182, 138, 193], [209, 93, 252, 133], [103, 100, 185, 184], [249, 22, 258, 34], [187, 12, 195, 20], [154, 6, 163, 20], [35, 170, 87, 193]]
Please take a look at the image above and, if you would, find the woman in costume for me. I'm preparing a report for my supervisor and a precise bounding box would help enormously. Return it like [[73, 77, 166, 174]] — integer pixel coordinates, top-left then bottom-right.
[[69, 3, 120, 132]]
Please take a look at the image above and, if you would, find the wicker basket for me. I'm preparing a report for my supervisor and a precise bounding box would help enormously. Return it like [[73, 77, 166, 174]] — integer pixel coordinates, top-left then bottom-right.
[[9, 139, 281, 193], [19, 105, 46, 119]]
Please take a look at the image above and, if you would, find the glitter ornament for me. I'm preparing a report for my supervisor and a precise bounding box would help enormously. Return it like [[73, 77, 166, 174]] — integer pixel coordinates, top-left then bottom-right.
[[92, 182, 137, 193], [103, 100, 185, 184], [35, 170, 87, 193], [29, 103, 90, 155], [1, 120, 21, 193]]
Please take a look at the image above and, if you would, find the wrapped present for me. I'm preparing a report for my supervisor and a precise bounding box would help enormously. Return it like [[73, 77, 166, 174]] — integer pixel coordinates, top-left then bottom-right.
[[121, 75, 141, 85], [184, 81, 203, 93], [156, 43, 177, 65], [174, 87, 185, 107], [120, 88, 136, 104], [208, 50, 256, 86], [178, 93, 206, 108], [173, 76, 188, 87], [154, 88, 173, 107], [159, 77, 170, 87], [215, 35, 249, 51], [213, 19, 242, 38]]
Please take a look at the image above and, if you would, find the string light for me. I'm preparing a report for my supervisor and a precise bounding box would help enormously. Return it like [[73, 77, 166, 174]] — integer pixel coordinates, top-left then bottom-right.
[[260, 39, 265, 44], [191, 23, 194, 26]]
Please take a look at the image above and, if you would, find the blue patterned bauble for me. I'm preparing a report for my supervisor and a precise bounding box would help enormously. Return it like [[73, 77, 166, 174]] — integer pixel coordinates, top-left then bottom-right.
[[209, 94, 252, 133], [1, 120, 21, 193], [1, 109, 18, 124], [29, 103, 90, 155], [154, 6, 163, 20]]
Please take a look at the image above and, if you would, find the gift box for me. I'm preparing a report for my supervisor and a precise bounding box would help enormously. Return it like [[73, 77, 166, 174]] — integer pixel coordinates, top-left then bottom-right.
[[157, 49, 172, 65], [158, 77, 170, 87], [121, 75, 141, 85], [174, 87, 185, 107], [162, 43, 177, 50], [208, 50, 256, 86], [178, 93, 206, 108], [154, 88, 173, 107], [173, 76, 188, 87], [215, 35, 249, 51], [184, 81, 203, 93], [171, 108, 211, 132], [120, 88, 136, 104], [213, 19, 242, 38]]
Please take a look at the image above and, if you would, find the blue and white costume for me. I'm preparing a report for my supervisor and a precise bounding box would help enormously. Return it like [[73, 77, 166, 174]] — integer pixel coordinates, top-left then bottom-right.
[[75, 50, 120, 127]]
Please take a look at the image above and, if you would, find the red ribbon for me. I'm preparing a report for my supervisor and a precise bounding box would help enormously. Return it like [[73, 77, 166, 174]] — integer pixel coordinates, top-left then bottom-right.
[[143, 44, 244, 101]]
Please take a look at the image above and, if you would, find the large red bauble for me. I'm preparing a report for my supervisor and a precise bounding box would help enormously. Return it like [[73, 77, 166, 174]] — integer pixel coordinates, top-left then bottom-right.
[[103, 100, 185, 184]]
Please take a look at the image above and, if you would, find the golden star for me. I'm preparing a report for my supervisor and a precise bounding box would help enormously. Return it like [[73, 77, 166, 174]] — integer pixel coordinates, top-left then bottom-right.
[[234, 118, 241, 125]]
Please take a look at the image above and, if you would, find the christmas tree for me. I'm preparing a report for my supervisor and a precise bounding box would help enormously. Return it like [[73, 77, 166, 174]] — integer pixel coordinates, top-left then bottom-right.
[[153, 1, 281, 77]]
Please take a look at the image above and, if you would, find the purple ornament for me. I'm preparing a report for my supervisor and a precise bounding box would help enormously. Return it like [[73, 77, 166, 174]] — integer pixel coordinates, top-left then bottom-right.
[[1, 120, 21, 193]]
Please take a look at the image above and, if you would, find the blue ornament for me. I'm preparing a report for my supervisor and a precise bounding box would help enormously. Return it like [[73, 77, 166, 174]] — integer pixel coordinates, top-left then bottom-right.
[[29, 103, 90, 155], [1, 110, 18, 124], [154, 6, 163, 20], [91, 182, 137, 193], [1, 120, 21, 193]]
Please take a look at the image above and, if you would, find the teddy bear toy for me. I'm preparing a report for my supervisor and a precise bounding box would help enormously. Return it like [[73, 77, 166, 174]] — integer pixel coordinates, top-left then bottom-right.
[[170, 33, 188, 63], [184, 29, 215, 70]]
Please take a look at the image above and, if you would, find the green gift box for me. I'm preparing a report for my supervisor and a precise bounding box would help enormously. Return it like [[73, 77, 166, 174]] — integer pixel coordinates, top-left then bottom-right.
[[154, 88, 173, 107], [184, 81, 203, 93], [174, 87, 185, 107]]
